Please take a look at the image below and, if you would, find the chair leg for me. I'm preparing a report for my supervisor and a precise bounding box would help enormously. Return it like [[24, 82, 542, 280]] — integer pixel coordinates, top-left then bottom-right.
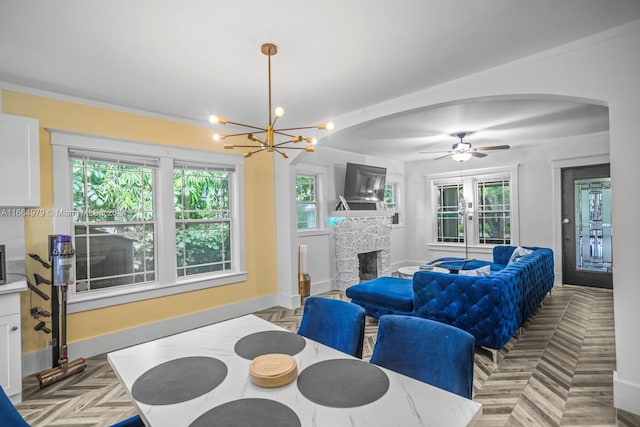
[[480, 346, 499, 364]]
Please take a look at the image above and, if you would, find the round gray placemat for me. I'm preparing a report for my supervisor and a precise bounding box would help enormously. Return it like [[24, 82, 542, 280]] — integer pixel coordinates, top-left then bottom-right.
[[189, 398, 301, 427], [297, 359, 389, 408], [132, 356, 227, 405], [234, 330, 306, 360]]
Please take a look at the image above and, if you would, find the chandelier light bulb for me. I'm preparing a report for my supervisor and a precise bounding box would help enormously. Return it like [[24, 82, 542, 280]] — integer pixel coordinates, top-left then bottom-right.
[[213, 133, 222, 141], [274, 106, 285, 118], [326, 122, 334, 131]]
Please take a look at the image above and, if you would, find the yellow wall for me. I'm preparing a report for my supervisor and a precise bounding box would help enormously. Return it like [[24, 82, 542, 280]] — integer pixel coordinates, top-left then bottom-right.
[[1, 89, 278, 354]]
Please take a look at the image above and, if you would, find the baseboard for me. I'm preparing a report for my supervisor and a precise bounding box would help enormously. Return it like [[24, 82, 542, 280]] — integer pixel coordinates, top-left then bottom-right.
[[276, 278, 335, 309], [614, 371, 640, 416], [22, 294, 278, 377]]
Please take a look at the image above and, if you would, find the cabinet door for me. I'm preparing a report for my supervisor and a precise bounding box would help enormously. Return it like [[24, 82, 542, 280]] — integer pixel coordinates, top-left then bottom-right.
[[0, 113, 40, 207], [0, 313, 22, 400]]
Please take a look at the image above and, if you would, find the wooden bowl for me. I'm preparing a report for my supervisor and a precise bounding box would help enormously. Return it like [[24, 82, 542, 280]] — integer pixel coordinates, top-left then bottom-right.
[[249, 353, 298, 388]]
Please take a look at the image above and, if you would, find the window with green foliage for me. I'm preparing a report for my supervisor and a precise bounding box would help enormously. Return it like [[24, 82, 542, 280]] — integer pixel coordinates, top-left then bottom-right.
[[384, 184, 397, 210], [53, 133, 244, 309], [477, 179, 511, 244], [72, 155, 156, 291], [430, 169, 514, 248], [436, 183, 465, 243], [174, 164, 232, 277], [296, 174, 318, 229]]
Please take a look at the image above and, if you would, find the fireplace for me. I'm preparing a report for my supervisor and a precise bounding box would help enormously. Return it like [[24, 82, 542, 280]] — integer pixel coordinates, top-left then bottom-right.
[[358, 251, 379, 282], [331, 214, 392, 289]]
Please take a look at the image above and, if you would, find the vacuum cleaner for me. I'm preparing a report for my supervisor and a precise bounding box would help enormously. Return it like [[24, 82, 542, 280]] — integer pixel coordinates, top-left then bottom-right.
[[35, 235, 86, 387]]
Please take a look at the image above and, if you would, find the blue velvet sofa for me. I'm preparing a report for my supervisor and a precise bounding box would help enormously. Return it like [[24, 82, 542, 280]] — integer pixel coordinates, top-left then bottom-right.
[[345, 246, 554, 350]]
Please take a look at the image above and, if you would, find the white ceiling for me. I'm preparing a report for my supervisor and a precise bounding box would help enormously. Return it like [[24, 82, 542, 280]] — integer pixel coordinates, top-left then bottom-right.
[[1, 1, 639, 161]]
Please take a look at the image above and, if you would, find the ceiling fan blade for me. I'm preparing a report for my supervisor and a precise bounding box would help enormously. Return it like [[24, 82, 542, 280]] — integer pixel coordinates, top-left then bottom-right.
[[474, 144, 510, 151], [434, 152, 453, 160], [471, 151, 488, 158], [419, 149, 451, 154]]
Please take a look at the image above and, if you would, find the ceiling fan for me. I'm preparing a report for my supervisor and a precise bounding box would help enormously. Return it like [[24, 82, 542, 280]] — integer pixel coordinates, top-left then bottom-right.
[[421, 132, 510, 161]]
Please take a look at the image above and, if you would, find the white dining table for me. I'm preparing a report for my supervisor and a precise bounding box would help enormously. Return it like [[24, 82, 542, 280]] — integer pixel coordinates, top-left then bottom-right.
[[108, 314, 482, 427]]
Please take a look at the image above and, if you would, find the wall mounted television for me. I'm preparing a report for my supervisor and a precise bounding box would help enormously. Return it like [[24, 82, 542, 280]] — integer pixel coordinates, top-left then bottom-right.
[[343, 162, 387, 202]]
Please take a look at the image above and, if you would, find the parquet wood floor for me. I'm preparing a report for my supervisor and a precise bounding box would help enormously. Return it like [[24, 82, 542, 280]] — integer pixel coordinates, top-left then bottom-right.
[[14, 285, 640, 426]]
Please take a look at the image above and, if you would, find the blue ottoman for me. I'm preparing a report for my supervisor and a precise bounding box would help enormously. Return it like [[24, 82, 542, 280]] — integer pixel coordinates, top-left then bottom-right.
[[345, 276, 414, 318]]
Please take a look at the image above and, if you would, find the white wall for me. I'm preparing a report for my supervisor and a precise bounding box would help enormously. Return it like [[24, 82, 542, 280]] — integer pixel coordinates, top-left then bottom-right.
[[317, 20, 640, 414]]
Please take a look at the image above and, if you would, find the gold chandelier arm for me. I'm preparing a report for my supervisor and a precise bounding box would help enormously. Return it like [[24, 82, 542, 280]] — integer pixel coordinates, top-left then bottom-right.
[[272, 139, 296, 148], [275, 126, 325, 132], [245, 146, 268, 158], [274, 148, 289, 159], [273, 130, 299, 139], [277, 146, 314, 150], [221, 121, 268, 132], [226, 144, 267, 148], [221, 130, 268, 139]]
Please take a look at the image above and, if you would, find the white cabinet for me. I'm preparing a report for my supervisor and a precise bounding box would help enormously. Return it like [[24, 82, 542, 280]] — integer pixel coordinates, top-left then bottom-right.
[[0, 282, 25, 403], [0, 113, 40, 207]]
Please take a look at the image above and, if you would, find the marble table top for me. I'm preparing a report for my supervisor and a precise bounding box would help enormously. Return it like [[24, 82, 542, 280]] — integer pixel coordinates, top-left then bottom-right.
[[397, 265, 450, 277], [108, 314, 481, 427]]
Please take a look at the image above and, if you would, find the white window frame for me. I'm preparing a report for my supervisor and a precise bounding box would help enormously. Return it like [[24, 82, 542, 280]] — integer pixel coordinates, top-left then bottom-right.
[[295, 163, 328, 237], [51, 130, 246, 313], [426, 165, 519, 253], [384, 171, 404, 227], [295, 173, 319, 230]]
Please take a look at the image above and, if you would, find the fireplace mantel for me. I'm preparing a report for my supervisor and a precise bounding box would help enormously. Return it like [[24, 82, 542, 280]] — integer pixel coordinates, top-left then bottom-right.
[[329, 210, 395, 225]]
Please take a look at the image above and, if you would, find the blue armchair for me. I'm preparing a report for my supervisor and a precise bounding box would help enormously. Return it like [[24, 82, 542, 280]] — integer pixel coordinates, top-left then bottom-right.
[[370, 315, 475, 399], [1, 386, 29, 427], [297, 296, 366, 358]]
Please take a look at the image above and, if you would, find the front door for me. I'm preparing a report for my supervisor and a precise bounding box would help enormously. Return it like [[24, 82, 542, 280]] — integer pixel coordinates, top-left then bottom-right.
[[561, 164, 612, 289]]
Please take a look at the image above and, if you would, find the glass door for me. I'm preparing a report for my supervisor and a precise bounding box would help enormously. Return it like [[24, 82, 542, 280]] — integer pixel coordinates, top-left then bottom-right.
[[561, 164, 612, 289]]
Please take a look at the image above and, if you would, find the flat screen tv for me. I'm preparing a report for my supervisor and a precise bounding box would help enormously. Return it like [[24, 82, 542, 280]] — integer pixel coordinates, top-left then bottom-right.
[[343, 162, 387, 202]]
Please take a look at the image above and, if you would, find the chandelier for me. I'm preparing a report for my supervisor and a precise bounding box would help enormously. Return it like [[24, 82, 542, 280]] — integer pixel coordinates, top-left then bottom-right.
[[209, 43, 334, 158]]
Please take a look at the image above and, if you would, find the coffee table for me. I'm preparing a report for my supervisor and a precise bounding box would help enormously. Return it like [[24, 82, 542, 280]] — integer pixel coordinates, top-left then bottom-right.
[[397, 265, 449, 277]]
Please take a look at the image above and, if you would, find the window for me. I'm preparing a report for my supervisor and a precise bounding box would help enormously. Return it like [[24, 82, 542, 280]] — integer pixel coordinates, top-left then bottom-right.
[[436, 183, 464, 243], [384, 184, 397, 210], [71, 152, 157, 291], [428, 166, 518, 248], [52, 131, 245, 311], [296, 174, 318, 229], [477, 178, 510, 244], [174, 163, 232, 277]]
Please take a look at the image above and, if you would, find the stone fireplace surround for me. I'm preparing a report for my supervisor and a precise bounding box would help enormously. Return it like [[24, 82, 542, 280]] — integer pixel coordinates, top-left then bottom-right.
[[331, 213, 393, 289]]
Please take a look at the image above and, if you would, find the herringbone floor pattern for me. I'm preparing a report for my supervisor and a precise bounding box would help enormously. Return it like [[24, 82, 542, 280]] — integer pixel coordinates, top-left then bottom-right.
[[14, 285, 640, 426]]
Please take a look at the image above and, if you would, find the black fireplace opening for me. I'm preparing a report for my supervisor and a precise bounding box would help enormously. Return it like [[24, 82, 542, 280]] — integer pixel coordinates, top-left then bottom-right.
[[358, 251, 378, 282]]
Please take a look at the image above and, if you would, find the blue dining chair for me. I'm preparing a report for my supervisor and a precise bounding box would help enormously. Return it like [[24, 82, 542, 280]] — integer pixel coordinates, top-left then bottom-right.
[[1, 386, 29, 427], [297, 296, 366, 358], [2, 384, 144, 427], [370, 315, 476, 399], [110, 415, 146, 427]]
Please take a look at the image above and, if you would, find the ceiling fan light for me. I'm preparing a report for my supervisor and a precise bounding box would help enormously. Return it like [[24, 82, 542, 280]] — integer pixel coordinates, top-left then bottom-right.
[[452, 151, 472, 162]]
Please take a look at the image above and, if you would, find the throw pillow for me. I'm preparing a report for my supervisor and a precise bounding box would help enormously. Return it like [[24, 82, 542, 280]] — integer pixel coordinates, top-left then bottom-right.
[[508, 246, 533, 264], [458, 265, 491, 276]]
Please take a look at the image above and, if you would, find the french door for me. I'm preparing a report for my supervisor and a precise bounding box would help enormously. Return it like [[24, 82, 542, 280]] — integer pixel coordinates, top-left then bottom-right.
[[561, 164, 612, 289]]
